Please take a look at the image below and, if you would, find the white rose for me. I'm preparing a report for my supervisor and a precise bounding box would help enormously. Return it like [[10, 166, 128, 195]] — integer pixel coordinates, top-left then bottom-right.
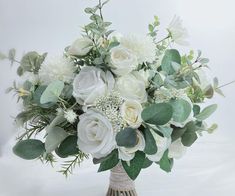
[[73, 66, 115, 106], [115, 73, 147, 103], [121, 100, 143, 128], [147, 130, 171, 162], [77, 109, 116, 159], [109, 46, 138, 76], [118, 130, 145, 161], [168, 139, 187, 159], [68, 37, 93, 56]]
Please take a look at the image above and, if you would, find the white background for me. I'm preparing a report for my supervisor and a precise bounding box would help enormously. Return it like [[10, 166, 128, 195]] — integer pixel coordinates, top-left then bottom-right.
[[0, 0, 235, 195]]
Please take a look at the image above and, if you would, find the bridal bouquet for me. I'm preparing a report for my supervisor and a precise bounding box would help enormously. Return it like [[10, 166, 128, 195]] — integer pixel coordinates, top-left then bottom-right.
[[2, 0, 223, 194]]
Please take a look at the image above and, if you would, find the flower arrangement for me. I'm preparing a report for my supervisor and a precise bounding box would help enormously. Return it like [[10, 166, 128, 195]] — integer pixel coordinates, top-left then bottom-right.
[[1, 0, 225, 195]]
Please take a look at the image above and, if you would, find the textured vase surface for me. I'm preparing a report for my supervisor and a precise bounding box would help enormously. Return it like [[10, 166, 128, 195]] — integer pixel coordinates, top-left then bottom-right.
[[106, 163, 137, 196]]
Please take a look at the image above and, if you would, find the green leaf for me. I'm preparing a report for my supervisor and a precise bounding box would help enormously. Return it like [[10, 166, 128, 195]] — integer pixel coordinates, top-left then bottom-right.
[[98, 150, 119, 172], [156, 126, 173, 138], [57, 135, 79, 158], [161, 49, 181, 75], [159, 150, 173, 173], [20, 51, 47, 73], [116, 127, 137, 148], [141, 103, 173, 125], [122, 151, 145, 180], [33, 86, 55, 108], [13, 139, 45, 160], [40, 80, 64, 104], [193, 105, 201, 116], [45, 127, 68, 153], [171, 126, 187, 142], [84, 7, 94, 14], [170, 99, 192, 123], [181, 122, 198, 147], [195, 104, 218, 121], [143, 127, 158, 155], [142, 158, 153, 169]]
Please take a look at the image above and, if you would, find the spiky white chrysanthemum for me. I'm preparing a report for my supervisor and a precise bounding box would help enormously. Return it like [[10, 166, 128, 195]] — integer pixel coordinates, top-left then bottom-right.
[[167, 15, 189, 45], [64, 109, 78, 124], [120, 34, 156, 64], [38, 56, 76, 85]]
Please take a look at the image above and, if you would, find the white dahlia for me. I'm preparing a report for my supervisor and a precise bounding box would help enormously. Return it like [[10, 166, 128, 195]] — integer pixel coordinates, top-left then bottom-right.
[[39, 56, 76, 85], [167, 16, 189, 45], [120, 34, 156, 64]]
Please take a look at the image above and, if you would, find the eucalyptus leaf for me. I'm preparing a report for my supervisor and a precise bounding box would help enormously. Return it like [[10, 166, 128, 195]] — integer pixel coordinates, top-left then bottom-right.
[[161, 49, 181, 75], [143, 127, 158, 155], [122, 151, 145, 180], [156, 126, 173, 138], [141, 103, 173, 125], [40, 80, 64, 104], [20, 51, 47, 73], [170, 99, 192, 123], [45, 127, 68, 153], [13, 139, 45, 160], [171, 126, 187, 142], [33, 86, 55, 108], [181, 122, 198, 147], [159, 150, 173, 173], [116, 127, 137, 148], [195, 104, 217, 121], [57, 135, 79, 158], [98, 150, 119, 172], [142, 157, 153, 169]]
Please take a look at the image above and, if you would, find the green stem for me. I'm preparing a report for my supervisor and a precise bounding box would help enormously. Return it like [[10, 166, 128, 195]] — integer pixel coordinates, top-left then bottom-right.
[[156, 35, 170, 44], [217, 80, 235, 89]]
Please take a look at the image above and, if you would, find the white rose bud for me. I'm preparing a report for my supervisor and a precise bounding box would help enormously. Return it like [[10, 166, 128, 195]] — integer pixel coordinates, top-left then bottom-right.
[[109, 46, 138, 76], [168, 139, 187, 159], [73, 66, 115, 106], [118, 130, 145, 161], [77, 109, 116, 159], [121, 100, 143, 128], [147, 130, 171, 162], [115, 73, 147, 103], [68, 37, 93, 56]]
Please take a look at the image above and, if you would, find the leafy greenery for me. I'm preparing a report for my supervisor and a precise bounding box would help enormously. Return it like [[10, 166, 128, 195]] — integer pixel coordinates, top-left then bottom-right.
[[98, 150, 119, 172], [159, 150, 174, 173], [170, 98, 192, 123], [56, 135, 80, 158], [116, 127, 138, 148], [19, 51, 47, 76], [181, 122, 198, 147], [161, 49, 181, 75], [59, 153, 89, 177], [195, 104, 218, 121], [143, 127, 158, 155], [40, 80, 65, 104], [13, 139, 45, 160], [122, 151, 145, 180], [142, 157, 153, 169], [45, 127, 69, 153], [141, 103, 173, 125]]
